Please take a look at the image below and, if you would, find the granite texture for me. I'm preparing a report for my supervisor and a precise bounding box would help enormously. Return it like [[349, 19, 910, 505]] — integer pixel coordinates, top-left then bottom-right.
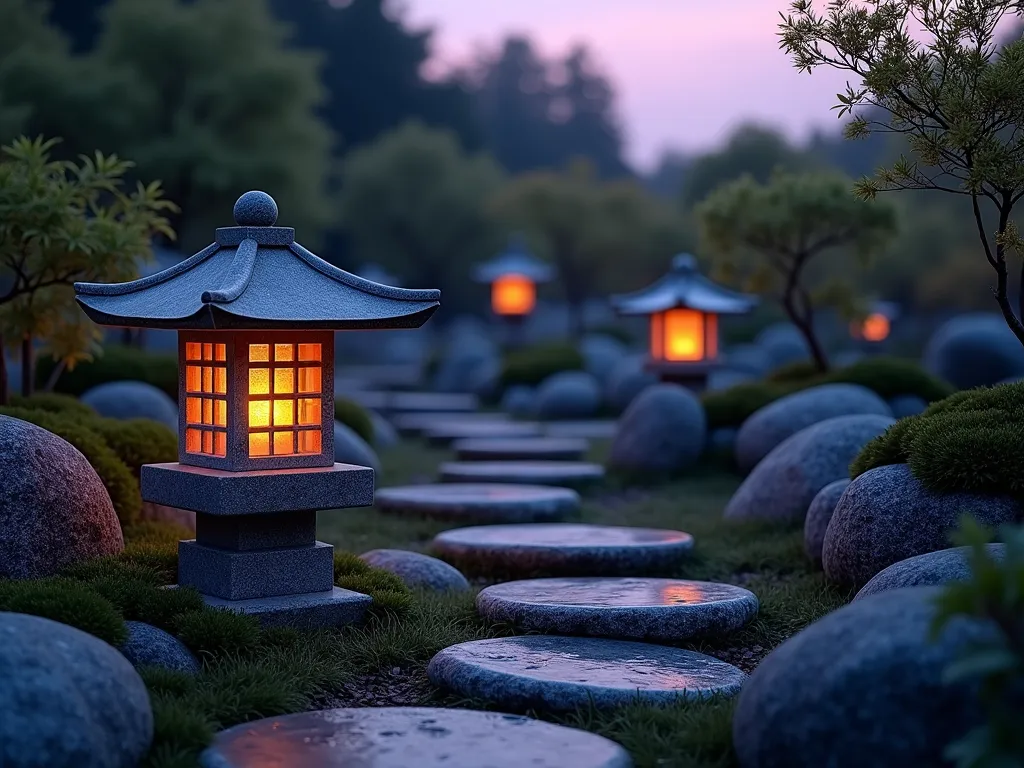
[[854, 544, 1006, 601], [232, 189, 278, 226], [81, 380, 179, 430], [120, 621, 200, 674], [732, 587, 993, 768], [477, 577, 758, 641], [178, 540, 335, 600], [608, 384, 706, 475], [453, 437, 589, 462], [0, 415, 123, 579], [734, 384, 892, 473], [440, 461, 605, 489], [0, 613, 153, 768], [200, 707, 632, 768], [533, 371, 603, 420], [333, 420, 381, 474], [195, 510, 316, 551], [426, 422, 543, 446], [803, 479, 851, 568], [141, 462, 374, 515], [724, 415, 893, 524], [202, 587, 371, 629], [359, 549, 470, 592], [432, 523, 694, 577], [428, 635, 745, 712], [545, 420, 618, 439], [923, 312, 1024, 388], [375, 483, 580, 524], [822, 464, 1021, 589]]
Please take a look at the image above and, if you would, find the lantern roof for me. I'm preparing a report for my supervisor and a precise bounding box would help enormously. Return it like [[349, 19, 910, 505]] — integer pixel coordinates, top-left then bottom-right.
[[74, 191, 440, 331], [473, 234, 555, 284], [611, 253, 757, 316]]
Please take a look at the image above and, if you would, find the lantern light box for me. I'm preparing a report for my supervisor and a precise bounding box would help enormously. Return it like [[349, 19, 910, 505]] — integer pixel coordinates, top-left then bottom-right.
[[612, 254, 756, 389], [74, 191, 440, 627], [474, 235, 554, 318], [850, 301, 899, 344]]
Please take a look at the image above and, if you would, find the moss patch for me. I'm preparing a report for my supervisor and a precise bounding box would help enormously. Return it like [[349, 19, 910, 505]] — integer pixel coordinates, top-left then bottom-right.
[[500, 342, 584, 388]]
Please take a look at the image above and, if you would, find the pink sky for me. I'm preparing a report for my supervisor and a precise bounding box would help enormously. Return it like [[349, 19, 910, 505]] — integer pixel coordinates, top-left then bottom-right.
[[401, 0, 858, 171]]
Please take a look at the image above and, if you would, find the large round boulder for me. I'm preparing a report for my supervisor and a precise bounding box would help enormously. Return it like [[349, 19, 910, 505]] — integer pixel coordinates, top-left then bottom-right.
[[732, 587, 992, 768], [369, 411, 399, 450], [334, 421, 381, 474], [604, 355, 657, 414], [608, 384, 706, 475], [580, 334, 627, 384], [734, 384, 892, 473], [822, 463, 1021, 589], [0, 416, 123, 579], [81, 380, 177, 430], [754, 323, 811, 369], [0, 613, 153, 768], [803, 479, 851, 568], [724, 416, 893, 524], [923, 313, 1024, 389], [723, 344, 772, 376], [533, 371, 602, 420], [854, 544, 1006, 601]]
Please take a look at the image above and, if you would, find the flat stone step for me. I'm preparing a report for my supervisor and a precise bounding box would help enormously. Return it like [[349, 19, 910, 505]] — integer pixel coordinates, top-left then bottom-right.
[[453, 437, 589, 462], [392, 411, 510, 437], [477, 577, 758, 641], [544, 420, 618, 439], [428, 636, 745, 712], [375, 484, 580, 524], [439, 460, 605, 489], [344, 391, 479, 415], [200, 707, 632, 768], [425, 422, 543, 446], [432, 523, 694, 576]]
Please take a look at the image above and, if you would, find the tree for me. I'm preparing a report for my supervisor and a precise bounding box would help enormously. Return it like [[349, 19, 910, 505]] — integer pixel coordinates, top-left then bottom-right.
[[0, 136, 175, 402], [779, 0, 1024, 348], [697, 171, 897, 372], [337, 121, 504, 315]]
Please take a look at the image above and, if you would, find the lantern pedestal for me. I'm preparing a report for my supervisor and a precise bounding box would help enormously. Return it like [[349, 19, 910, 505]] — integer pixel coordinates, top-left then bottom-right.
[[141, 462, 375, 629], [645, 360, 717, 393]]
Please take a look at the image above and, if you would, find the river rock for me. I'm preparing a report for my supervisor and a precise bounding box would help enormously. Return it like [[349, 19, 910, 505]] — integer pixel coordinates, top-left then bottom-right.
[[334, 420, 381, 474], [803, 479, 851, 567], [533, 371, 603, 420], [119, 620, 200, 674], [923, 313, 1024, 389], [607, 384, 706, 475], [81, 380, 178, 430], [359, 549, 470, 592], [854, 544, 1007, 601]]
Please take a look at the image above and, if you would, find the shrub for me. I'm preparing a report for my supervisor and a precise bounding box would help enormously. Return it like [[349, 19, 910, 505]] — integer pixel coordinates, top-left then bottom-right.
[[8, 392, 96, 418], [334, 397, 375, 445], [827, 357, 954, 402], [0, 406, 141, 525], [766, 360, 823, 384], [37, 345, 179, 402], [701, 381, 799, 430], [0, 578, 127, 646], [499, 342, 584, 388], [90, 417, 178, 477]]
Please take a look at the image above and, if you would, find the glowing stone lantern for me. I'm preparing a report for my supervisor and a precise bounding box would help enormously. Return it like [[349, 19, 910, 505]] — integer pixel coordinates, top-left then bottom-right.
[[611, 254, 757, 389], [74, 191, 439, 627], [851, 301, 899, 344], [474, 235, 554, 320]]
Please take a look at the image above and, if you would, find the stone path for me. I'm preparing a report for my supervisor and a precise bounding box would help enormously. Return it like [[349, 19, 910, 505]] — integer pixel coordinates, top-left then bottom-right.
[[392, 411, 510, 437], [476, 577, 758, 641], [200, 707, 632, 768], [345, 391, 479, 415], [439, 460, 605, 489], [425, 422, 543, 446], [544, 420, 619, 439], [375, 484, 580, 524], [427, 636, 745, 712], [453, 436, 589, 462], [432, 523, 694, 576]]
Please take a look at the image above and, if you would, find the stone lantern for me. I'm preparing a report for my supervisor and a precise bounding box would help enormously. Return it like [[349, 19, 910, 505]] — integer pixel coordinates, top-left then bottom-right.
[[74, 191, 440, 627], [611, 254, 756, 390], [474, 235, 554, 320], [851, 300, 899, 344]]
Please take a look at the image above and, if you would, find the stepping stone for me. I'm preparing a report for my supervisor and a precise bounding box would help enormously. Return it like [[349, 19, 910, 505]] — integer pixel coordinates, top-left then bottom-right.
[[392, 411, 510, 437], [545, 420, 618, 439], [390, 392, 479, 414], [454, 436, 589, 462], [428, 636, 745, 712], [200, 707, 632, 768], [425, 422, 543, 446], [375, 484, 580, 524], [440, 460, 605, 489], [432, 523, 694, 576], [477, 577, 758, 641]]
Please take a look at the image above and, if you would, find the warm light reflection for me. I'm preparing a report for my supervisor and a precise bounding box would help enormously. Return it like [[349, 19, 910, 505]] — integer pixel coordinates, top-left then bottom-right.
[[492, 274, 536, 316], [660, 583, 707, 604], [247, 341, 324, 458]]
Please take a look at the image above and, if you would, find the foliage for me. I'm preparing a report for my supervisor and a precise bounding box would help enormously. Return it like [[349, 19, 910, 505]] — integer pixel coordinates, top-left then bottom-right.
[[849, 416, 920, 477], [765, 359, 822, 384], [932, 519, 1024, 767], [0, 577, 127, 645], [779, 0, 1024, 349], [701, 381, 801, 431], [831, 356, 955, 402], [333, 551, 413, 616], [334, 397, 375, 446], [174, 610, 262, 661], [8, 391, 95, 417], [698, 170, 898, 371], [37, 344, 179, 401], [89, 417, 178, 476], [499, 342, 585, 388]]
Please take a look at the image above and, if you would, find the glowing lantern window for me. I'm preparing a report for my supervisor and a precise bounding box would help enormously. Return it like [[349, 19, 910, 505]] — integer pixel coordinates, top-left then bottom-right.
[[491, 274, 536, 316], [247, 340, 323, 458], [650, 309, 717, 362], [184, 341, 228, 457], [855, 313, 891, 342]]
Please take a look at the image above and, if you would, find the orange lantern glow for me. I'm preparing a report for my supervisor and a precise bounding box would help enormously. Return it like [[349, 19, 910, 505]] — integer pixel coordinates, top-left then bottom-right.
[[858, 312, 891, 342], [491, 273, 536, 316], [649, 309, 718, 362]]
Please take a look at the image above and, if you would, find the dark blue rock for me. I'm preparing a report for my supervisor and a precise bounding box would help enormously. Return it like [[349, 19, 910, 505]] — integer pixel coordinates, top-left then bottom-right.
[[608, 384, 706, 474], [924, 313, 1024, 388], [803, 479, 851, 567], [359, 548, 470, 592], [500, 385, 536, 418], [81, 380, 178, 430], [854, 544, 1006, 601], [534, 371, 603, 420], [333, 420, 381, 474], [705, 427, 738, 461], [887, 394, 928, 418], [604, 354, 657, 413], [755, 323, 811, 368], [368, 411, 399, 449], [375, 483, 579, 524], [581, 335, 627, 384], [120, 621, 200, 674]]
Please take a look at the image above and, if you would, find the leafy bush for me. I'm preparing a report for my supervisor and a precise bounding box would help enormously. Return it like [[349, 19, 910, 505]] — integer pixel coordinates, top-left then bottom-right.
[[334, 397, 375, 445], [37, 345, 179, 402], [89, 417, 178, 477], [334, 551, 413, 616], [701, 381, 800, 430], [8, 392, 96, 418], [500, 342, 585, 388], [828, 357, 954, 402], [766, 360, 823, 384], [0, 578, 127, 646]]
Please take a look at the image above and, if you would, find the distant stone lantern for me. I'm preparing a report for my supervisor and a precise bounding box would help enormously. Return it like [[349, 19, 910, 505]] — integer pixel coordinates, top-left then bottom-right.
[[851, 301, 899, 344], [474, 235, 554, 321], [74, 191, 439, 627], [611, 254, 757, 390]]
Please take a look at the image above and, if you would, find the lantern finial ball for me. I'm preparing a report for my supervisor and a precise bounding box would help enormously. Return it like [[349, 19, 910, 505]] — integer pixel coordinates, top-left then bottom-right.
[[233, 191, 278, 227]]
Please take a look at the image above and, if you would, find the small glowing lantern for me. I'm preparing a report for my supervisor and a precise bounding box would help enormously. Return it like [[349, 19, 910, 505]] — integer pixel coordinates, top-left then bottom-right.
[[474, 235, 554, 319], [75, 191, 440, 627], [851, 301, 899, 344], [612, 254, 756, 389]]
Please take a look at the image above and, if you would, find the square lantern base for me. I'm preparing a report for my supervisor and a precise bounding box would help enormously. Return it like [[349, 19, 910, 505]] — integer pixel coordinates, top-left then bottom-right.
[[200, 587, 372, 630], [178, 540, 336, 601], [645, 360, 716, 392]]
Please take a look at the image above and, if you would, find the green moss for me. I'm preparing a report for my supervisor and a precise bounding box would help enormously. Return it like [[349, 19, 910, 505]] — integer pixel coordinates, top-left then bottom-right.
[[701, 381, 798, 430], [334, 397, 375, 444], [333, 551, 413, 616], [0, 578, 127, 646], [500, 342, 584, 388], [766, 360, 823, 384], [175, 609, 262, 660], [37, 345, 179, 402], [90, 417, 178, 477], [849, 416, 921, 477], [8, 392, 96, 418], [827, 356, 954, 402]]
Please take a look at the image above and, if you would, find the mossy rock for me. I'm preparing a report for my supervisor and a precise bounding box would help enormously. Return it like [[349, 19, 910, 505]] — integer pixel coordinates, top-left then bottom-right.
[[37, 345, 179, 402], [500, 342, 585, 389], [0, 577, 127, 646], [334, 397, 375, 445]]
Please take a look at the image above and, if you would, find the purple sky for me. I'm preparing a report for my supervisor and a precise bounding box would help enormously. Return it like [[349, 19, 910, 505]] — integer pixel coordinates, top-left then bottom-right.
[[402, 0, 856, 171]]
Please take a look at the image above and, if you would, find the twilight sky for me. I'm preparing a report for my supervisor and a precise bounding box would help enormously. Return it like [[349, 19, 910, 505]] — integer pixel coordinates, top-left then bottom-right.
[[401, 0, 856, 171]]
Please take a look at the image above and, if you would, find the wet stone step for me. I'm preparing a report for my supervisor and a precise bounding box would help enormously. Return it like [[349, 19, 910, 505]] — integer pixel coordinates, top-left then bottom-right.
[[375, 483, 580, 524], [544, 420, 619, 439], [391, 412, 510, 437], [439, 460, 605, 489], [424, 422, 543, 446], [452, 437, 590, 462]]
